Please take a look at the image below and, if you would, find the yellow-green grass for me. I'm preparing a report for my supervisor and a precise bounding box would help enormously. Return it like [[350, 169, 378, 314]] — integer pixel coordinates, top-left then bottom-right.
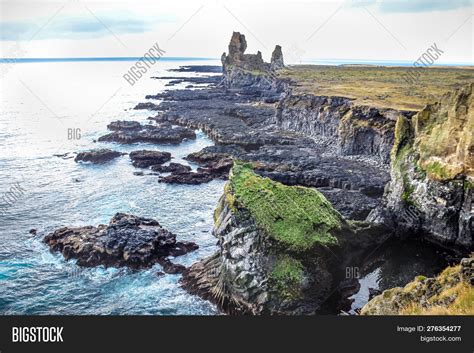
[[279, 65, 474, 111]]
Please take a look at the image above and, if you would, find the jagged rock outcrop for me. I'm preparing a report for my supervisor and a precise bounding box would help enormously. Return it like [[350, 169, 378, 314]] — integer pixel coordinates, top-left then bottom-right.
[[361, 256, 474, 315], [369, 83, 473, 248], [44, 213, 198, 271], [181, 162, 387, 314], [271, 45, 284, 70], [221, 32, 283, 90]]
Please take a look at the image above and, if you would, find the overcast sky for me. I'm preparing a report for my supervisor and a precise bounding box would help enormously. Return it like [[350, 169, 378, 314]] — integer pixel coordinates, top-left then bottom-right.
[[0, 0, 472, 64]]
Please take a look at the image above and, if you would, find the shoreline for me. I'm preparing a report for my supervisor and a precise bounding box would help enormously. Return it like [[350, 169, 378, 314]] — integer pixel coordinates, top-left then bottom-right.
[[3, 34, 471, 315]]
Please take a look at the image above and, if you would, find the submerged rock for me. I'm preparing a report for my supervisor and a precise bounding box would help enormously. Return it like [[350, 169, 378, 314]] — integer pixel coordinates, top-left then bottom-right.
[[75, 149, 124, 163], [369, 83, 473, 248], [361, 256, 474, 315], [129, 150, 171, 168], [181, 162, 386, 314], [44, 213, 198, 271]]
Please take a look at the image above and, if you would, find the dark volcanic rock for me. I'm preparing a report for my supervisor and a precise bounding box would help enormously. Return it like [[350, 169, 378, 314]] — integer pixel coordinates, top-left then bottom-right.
[[221, 32, 277, 89], [197, 158, 233, 175], [270, 45, 284, 70], [181, 163, 388, 315], [44, 213, 198, 269], [151, 162, 191, 173], [160, 259, 187, 274], [132, 33, 398, 220], [107, 120, 141, 131], [129, 150, 171, 168], [158, 171, 214, 185], [168, 65, 222, 73], [98, 123, 196, 144], [139, 75, 389, 218], [75, 149, 124, 164], [369, 84, 473, 248], [152, 76, 221, 87], [159, 158, 233, 185], [134, 102, 161, 111], [185, 145, 244, 165]]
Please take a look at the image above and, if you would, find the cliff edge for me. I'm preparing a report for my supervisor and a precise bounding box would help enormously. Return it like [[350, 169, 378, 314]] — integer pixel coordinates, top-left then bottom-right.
[[370, 83, 473, 248]]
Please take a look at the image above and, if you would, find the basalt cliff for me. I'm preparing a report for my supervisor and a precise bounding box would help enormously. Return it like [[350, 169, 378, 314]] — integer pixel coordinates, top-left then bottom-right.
[[369, 83, 473, 249], [182, 162, 385, 314], [133, 32, 473, 314]]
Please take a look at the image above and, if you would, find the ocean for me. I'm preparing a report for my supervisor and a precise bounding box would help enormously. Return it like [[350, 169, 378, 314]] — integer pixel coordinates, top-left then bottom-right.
[[0, 58, 223, 314], [0, 58, 450, 315]]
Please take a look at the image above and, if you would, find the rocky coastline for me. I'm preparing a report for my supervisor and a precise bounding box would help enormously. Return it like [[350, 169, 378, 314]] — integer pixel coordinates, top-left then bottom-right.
[[45, 31, 472, 315]]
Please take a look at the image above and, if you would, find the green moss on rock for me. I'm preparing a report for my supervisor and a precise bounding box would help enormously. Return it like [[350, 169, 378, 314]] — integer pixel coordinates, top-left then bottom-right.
[[228, 161, 342, 252], [269, 256, 304, 300]]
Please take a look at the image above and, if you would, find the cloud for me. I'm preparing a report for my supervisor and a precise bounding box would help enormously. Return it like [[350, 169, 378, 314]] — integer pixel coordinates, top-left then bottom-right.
[[0, 12, 176, 41], [350, 0, 472, 13]]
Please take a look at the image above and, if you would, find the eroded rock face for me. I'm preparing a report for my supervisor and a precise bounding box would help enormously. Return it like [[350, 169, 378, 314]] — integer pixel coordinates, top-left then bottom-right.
[[275, 94, 412, 164], [369, 84, 473, 248], [361, 257, 474, 315], [181, 163, 387, 314], [270, 45, 284, 70], [221, 32, 283, 90], [44, 213, 198, 270], [129, 150, 171, 168], [145, 79, 390, 219], [98, 121, 196, 144], [75, 149, 124, 164]]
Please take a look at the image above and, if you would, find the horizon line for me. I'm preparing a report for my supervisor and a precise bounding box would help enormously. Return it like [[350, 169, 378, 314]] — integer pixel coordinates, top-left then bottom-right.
[[0, 56, 472, 67]]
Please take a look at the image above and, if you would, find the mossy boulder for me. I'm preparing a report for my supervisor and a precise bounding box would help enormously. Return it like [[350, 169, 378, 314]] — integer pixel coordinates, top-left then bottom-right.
[[227, 162, 342, 252], [182, 162, 386, 314]]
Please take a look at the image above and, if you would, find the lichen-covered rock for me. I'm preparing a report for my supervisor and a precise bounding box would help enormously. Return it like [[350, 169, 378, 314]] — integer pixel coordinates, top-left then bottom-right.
[[369, 83, 473, 248], [361, 256, 474, 315], [182, 162, 387, 314], [44, 213, 198, 271]]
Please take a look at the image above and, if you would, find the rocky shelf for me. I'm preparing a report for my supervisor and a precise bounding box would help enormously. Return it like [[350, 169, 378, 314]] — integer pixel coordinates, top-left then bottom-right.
[[44, 213, 197, 274]]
